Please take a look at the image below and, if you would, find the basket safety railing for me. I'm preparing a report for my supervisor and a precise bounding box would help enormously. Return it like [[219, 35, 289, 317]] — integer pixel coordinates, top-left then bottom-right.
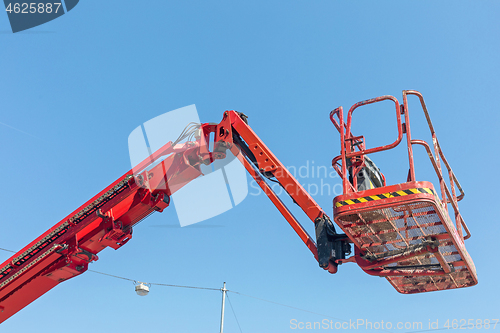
[[330, 90, 470, 243], [403, 90, 469, 241]]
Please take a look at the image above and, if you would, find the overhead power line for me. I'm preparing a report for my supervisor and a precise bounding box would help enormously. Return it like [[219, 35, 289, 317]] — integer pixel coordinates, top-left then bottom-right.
[[226, 293, 243, 333], [228, 290, 348, 323], [87, 269, 221, 291]]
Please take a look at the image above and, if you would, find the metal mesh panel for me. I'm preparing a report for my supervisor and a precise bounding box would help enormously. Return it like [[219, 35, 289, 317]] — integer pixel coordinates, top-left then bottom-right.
[[387, 267, 474, 294], [336, 201, 476, 293]]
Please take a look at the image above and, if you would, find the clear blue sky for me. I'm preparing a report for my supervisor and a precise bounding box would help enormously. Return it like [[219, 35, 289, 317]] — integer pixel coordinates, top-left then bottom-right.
[[1, 1, 499, 332]]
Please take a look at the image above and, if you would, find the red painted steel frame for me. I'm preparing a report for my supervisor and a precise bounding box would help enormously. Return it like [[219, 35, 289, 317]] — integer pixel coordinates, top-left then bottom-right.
[[0, 111, 327, 323]]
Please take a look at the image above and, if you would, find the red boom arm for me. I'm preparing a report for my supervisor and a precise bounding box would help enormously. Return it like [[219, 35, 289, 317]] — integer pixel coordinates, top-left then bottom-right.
[[0, 111, 339, 323]]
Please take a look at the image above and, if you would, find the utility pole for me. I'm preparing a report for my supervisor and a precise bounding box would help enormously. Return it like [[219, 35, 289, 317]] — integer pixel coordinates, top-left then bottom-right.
[[219, 282, 227, 333]]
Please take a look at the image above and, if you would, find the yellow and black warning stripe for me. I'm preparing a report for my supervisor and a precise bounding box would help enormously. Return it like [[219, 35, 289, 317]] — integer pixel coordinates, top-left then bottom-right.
[[335, 187, 437, 208]]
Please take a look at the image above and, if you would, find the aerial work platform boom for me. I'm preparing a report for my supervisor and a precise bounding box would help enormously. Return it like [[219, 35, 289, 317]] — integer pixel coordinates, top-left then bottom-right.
[[0, 90, 476, 323]]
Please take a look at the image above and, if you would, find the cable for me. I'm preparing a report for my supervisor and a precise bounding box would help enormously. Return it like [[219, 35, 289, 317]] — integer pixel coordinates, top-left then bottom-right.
[[149, 281, 220, 291], [226, 293, 243, 333], [87, 269, 221, 291], [229, 291, 396, 333], [228, 290, 348, 323], [0, 248, 15, 253], [81, 266, 357, 328], [173, 122, 201, 146], [87, 269, 136, 282], [85, 267, 366, 328]]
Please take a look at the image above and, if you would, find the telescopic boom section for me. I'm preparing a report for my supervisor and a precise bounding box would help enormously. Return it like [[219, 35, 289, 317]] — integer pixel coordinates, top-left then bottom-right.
[[0, 111, 343, 323]]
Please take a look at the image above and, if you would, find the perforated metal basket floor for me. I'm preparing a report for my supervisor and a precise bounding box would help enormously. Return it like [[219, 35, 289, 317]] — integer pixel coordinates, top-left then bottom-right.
[[333, 181, 477, 294]]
